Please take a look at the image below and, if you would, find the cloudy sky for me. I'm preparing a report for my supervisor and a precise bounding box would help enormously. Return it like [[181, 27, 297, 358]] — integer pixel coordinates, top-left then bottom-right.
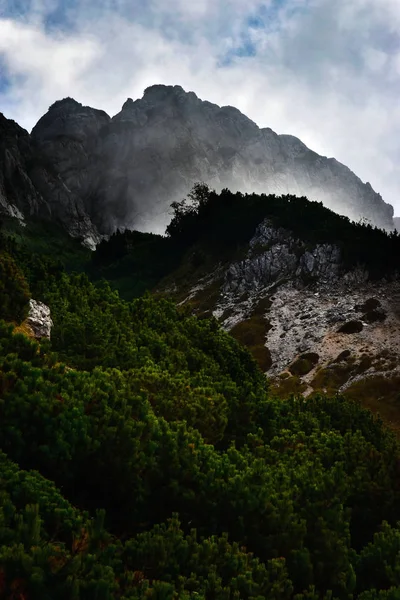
[[0, 0, 399, 215]]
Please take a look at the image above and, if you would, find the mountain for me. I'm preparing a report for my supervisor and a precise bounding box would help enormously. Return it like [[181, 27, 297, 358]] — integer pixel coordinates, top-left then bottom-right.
[[0, 85, 395, 241], [3, 84, 400, 598]]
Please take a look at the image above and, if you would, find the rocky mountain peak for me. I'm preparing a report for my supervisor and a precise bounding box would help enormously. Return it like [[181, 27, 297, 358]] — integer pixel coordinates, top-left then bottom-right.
[[0, 84, 396, 240], [32, 98, 110, 143], [121, 97, 135, 111], [142, 84, 193, 103]]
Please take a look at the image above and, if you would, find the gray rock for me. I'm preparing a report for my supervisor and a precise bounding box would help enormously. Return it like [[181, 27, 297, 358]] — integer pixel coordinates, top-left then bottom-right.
[[27, 299, 53, 339], [0, 110, 101, 244], [223, 219, 341, 294], [0, 113, 48, 220]]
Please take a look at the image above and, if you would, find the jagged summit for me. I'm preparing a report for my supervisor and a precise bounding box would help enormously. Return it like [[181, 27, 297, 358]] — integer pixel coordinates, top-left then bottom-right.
[[121, 97, 135, 110], [48, 97, 82, 110], [0, 83, 395, 241], [142, 83, 197, 103], [32, 98, 110, 143]]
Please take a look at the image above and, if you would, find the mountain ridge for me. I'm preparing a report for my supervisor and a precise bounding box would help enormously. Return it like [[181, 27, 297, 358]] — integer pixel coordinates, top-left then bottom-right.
[[0, 84, 395, 241]]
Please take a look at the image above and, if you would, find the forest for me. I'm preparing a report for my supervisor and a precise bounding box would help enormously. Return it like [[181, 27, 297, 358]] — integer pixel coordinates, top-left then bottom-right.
[[1, 190, 400, 598]]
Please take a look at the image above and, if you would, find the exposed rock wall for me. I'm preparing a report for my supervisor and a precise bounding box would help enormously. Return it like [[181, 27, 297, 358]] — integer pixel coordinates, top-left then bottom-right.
[[27, 299, 53, 339], [0, 110, 101, 248], [224, 221, 342, 296]]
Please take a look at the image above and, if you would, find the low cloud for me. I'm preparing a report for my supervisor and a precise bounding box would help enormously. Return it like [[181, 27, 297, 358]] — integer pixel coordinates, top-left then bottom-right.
[[0, 0, 399, 213]]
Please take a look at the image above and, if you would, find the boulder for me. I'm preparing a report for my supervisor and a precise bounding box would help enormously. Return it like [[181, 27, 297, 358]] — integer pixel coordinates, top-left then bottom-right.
[[27, 299, 53, 339]]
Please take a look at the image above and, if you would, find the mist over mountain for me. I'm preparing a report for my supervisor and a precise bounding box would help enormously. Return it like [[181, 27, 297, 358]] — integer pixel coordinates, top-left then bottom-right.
[[0, 84, 395, 243], [2, 86, 400, 599]]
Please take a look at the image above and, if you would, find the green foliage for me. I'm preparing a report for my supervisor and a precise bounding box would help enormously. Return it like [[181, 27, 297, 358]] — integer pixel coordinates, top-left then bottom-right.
[[167, 185, 400, 279], [2, 300, 400, 597], [356, 522, 400, 592], [2, 206, 400, 598], [230, 316, 272, 371], [338, 321, 364, 334], [91, 230, 181, 299], [0, 251, 30, 323]]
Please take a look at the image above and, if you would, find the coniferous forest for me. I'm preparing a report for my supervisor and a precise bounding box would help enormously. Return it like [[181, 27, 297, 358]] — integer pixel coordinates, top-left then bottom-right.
[[1, 191, 400, 599]]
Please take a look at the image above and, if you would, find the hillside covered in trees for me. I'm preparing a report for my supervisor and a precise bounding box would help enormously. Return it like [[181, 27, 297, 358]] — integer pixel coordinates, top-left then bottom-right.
[[1, 192, 400, 598], [92, 185, 400, 299]]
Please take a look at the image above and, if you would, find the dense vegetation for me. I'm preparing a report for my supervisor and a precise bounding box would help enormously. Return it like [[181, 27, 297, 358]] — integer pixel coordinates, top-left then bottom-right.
[[2, 194, 400, 598], [92, 230, 181, 299], [88, 185, 400, 301], [0, 250, 31, 322], [165, 184, 400, 278]]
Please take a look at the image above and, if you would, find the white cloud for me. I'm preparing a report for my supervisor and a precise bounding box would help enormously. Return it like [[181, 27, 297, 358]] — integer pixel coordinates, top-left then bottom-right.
[[0, 0, 399, 214]]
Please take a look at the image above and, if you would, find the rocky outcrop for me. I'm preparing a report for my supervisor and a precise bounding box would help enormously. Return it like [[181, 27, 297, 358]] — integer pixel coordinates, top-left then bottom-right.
[[224, 220, 342, 295], [0, 110, 101, 248], [27, 299, 53, 339], [0, 85, 394, 240]]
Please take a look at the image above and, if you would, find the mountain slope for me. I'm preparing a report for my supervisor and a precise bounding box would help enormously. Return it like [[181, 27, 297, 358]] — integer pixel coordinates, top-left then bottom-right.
[[89, 186, 400, 429], [1, 84, 395, 240], [3, 221, 400, 598]]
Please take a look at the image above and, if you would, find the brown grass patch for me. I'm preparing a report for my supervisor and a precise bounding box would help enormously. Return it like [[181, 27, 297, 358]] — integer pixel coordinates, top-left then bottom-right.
[[270, 375, 307, 398], [252, 296, 273, 316], [188, 278, 223, 315], [12, 321, 35, 339], [289, 352, 319, 377], [344, 376, 400, 432], [311, 363, 354, 394], [333, 349, 352, 363], [230, 315, 272, 371]]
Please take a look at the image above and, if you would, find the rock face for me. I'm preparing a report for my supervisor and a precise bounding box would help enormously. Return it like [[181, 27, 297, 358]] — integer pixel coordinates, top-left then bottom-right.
[[94, 85, 393, 232], [224, 221, 342, 296], [0, 113, 46, 222], [0, 85, 395, 239], [31, 98, 110, 243], [0, 107, 101, 248], [27, 299, 53, 339]]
